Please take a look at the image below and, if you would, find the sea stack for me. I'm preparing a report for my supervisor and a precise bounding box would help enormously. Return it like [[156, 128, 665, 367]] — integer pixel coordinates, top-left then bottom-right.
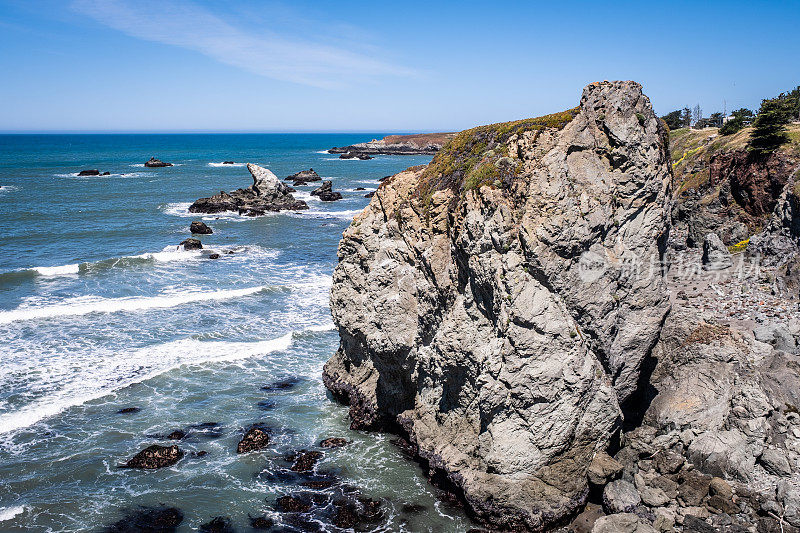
[[189, 163, 308, 216], [144, 157, 173, 167], [323, 81, 673, 530]]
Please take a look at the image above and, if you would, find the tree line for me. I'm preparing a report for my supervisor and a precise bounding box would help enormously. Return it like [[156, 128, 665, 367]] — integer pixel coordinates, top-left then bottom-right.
[[659, 85, 799, 154]]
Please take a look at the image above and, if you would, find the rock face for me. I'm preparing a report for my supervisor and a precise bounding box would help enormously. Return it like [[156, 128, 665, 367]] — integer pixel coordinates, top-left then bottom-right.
[[144, 157, 173, 167], [311, 180, 342, 201], [286, 168, 321, 185], [701, 233, 732, 270], [189, 163, 308, 216], [323, 81, 672, 530], [748, 173, 800, 266]]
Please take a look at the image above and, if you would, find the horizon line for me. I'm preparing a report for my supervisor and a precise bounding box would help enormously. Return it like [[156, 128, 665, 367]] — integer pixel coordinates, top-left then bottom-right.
[[0, 129, 451, 135]]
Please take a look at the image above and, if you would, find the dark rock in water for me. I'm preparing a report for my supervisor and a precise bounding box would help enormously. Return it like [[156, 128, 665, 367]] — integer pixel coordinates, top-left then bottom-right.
[[190, 163, 308, 215], [193, 450, 208, 457], [102, 171, 111, 175], [248, 515, 274, 530], [208, 253, 220, 260], [289, 450, 323, 472], [287, 168, 321, 185], [302, 480, 335, 489], [222, 161, 235, 165], [225, 250, 235, 255], [401, 503, 427, 514], [104, 506, 183, 532], [198, 516, 235, 533], [117, 407, 140, 414], [166, 430, 186, 440], [261, 376, 302, 392], [190, 220, 213, 234], [78, 169, 100, 176], [332, 497, 383, 529], [257, 399, 276, 411], [319, 437, 348, 449], [339, 152, 372, 160], [275, 495, 311, 513], [122, 445, 183, 469], [180, 238, 202, 250], [364, 191, 375, 198], [237, 426, 270, 454], [144, 157, 173, 168], [311, 181, 342, 202], [355, 187, 366, 191]]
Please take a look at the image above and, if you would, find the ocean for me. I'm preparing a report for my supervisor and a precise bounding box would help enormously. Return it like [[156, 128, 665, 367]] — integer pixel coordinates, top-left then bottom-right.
[[0, 134, 472, 532]]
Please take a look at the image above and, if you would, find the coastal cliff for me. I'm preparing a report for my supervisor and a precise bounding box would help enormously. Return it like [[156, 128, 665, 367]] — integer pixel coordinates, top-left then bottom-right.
[[328, 132, 456, 156], [323, 81, 673, 530]]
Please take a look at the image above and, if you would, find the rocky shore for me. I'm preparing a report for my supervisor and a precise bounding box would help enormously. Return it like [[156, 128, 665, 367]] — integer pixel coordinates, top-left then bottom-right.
[[328, 132, 455, 156], [322, 81, 800, 532], [189, 163, 307, 216]]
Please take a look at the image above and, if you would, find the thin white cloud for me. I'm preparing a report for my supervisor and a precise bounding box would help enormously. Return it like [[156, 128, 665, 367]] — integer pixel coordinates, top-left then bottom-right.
[[72, 0, 414, 88]]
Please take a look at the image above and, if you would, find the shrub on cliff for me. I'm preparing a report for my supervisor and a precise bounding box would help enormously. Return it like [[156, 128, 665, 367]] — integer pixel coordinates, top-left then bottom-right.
[[720, 108, 754, 136], [749, 99, 792, 155]]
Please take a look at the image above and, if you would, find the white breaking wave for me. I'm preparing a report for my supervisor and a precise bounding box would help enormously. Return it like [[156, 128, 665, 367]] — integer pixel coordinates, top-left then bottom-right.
[[208, 162, 245, 167], [294, 208, 363, 221], [0, 506, 24, 522], [0, 324, 333, 435], [32, 264, 80, 276], [0, 285, 267, 325]]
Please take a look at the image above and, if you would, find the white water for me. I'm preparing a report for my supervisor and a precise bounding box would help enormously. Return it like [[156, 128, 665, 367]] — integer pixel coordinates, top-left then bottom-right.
[[0, 285, 268, 325], [0, 506, 25, 522]]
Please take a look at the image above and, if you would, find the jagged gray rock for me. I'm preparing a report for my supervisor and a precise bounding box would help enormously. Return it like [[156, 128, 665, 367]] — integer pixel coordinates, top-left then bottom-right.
[[701, 232, 732, 270], [323, 81, 672, 530], [602, 480, 641, 514], [189, 163, 307, 216], [591, 513, 656, 533]]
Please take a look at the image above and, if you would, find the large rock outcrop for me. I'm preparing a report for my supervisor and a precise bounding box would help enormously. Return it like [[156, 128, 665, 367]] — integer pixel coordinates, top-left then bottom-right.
[[189, 163, 307, 216], [323, 81, 672, 530]]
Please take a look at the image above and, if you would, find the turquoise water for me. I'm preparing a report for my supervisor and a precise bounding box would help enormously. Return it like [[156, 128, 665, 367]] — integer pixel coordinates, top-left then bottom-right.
[[0, 134, 472, 532]]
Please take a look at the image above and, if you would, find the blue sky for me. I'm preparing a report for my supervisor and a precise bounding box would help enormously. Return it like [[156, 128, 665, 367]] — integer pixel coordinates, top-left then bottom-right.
[[0, 0, 798, 132]]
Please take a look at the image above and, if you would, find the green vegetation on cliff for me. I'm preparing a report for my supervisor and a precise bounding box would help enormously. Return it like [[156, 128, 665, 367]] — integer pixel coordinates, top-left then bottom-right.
[[417, 108, 579, 203]]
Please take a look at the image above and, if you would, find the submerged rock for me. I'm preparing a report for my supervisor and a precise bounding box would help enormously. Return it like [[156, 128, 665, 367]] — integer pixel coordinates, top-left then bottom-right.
[[144, 157, 173, 168], [104, 506, 183, 532], [190, 163, 307, 215], [179, 238, 202, 250], [323, 81, 672, 530], [198, 516, 235, 533], [166, 430, 186, 440], [190, 220, 213, 234], [289, 450, 323, 472], [248, 515, 274, 529], [117, 407, 140, 414], [275, 495, 311, 513], [310, 181, 342, 201], [261, 376, 303, 392], [122, 445, 183, 469], [236, 426, 269, 454], [208, 253, 220, 260], [319, 437, 348, 448]]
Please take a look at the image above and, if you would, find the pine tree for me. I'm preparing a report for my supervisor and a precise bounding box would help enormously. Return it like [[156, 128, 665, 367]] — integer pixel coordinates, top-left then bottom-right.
[[748, 98, 792, 155]]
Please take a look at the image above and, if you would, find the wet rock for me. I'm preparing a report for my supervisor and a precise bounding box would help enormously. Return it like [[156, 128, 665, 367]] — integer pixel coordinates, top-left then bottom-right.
[[591, 512, 656, 533], [261, 377, 302, 392], [166, 430, 186, 440], [117, 407, 140, 414], [289, 450, 322, 472], [275, 495, 311, 513], [338, 152, 372, 160], [287, 168, 321, 185], [190, 163, 307, 215], [104, 506, 183, 532], [603, 479, 641, 514], [248, 515, 274, 529], [310, 180, 342, 201], [302, 480, 335, 489], [401, 503, 427, 514], [198, 516, 235, 533], [190, 220, 213, 234], [355, 187, 366, 191], [208, 253, 220, 260], [193, 450, 208, 457], [364, 191, 375, 198], [102, 171, 110, 175], [122, 445, 183, 469], [332, 497, 383, 529], [78, 169, 101, 176], [180, 238, 202, 250], [236, 426, 269, 454], [588, 452, 623, 485], [144, 157, 173, 168], [222, 161, 235, 165], [319, 437, 348, 448], [702, 233, 733, 270]]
